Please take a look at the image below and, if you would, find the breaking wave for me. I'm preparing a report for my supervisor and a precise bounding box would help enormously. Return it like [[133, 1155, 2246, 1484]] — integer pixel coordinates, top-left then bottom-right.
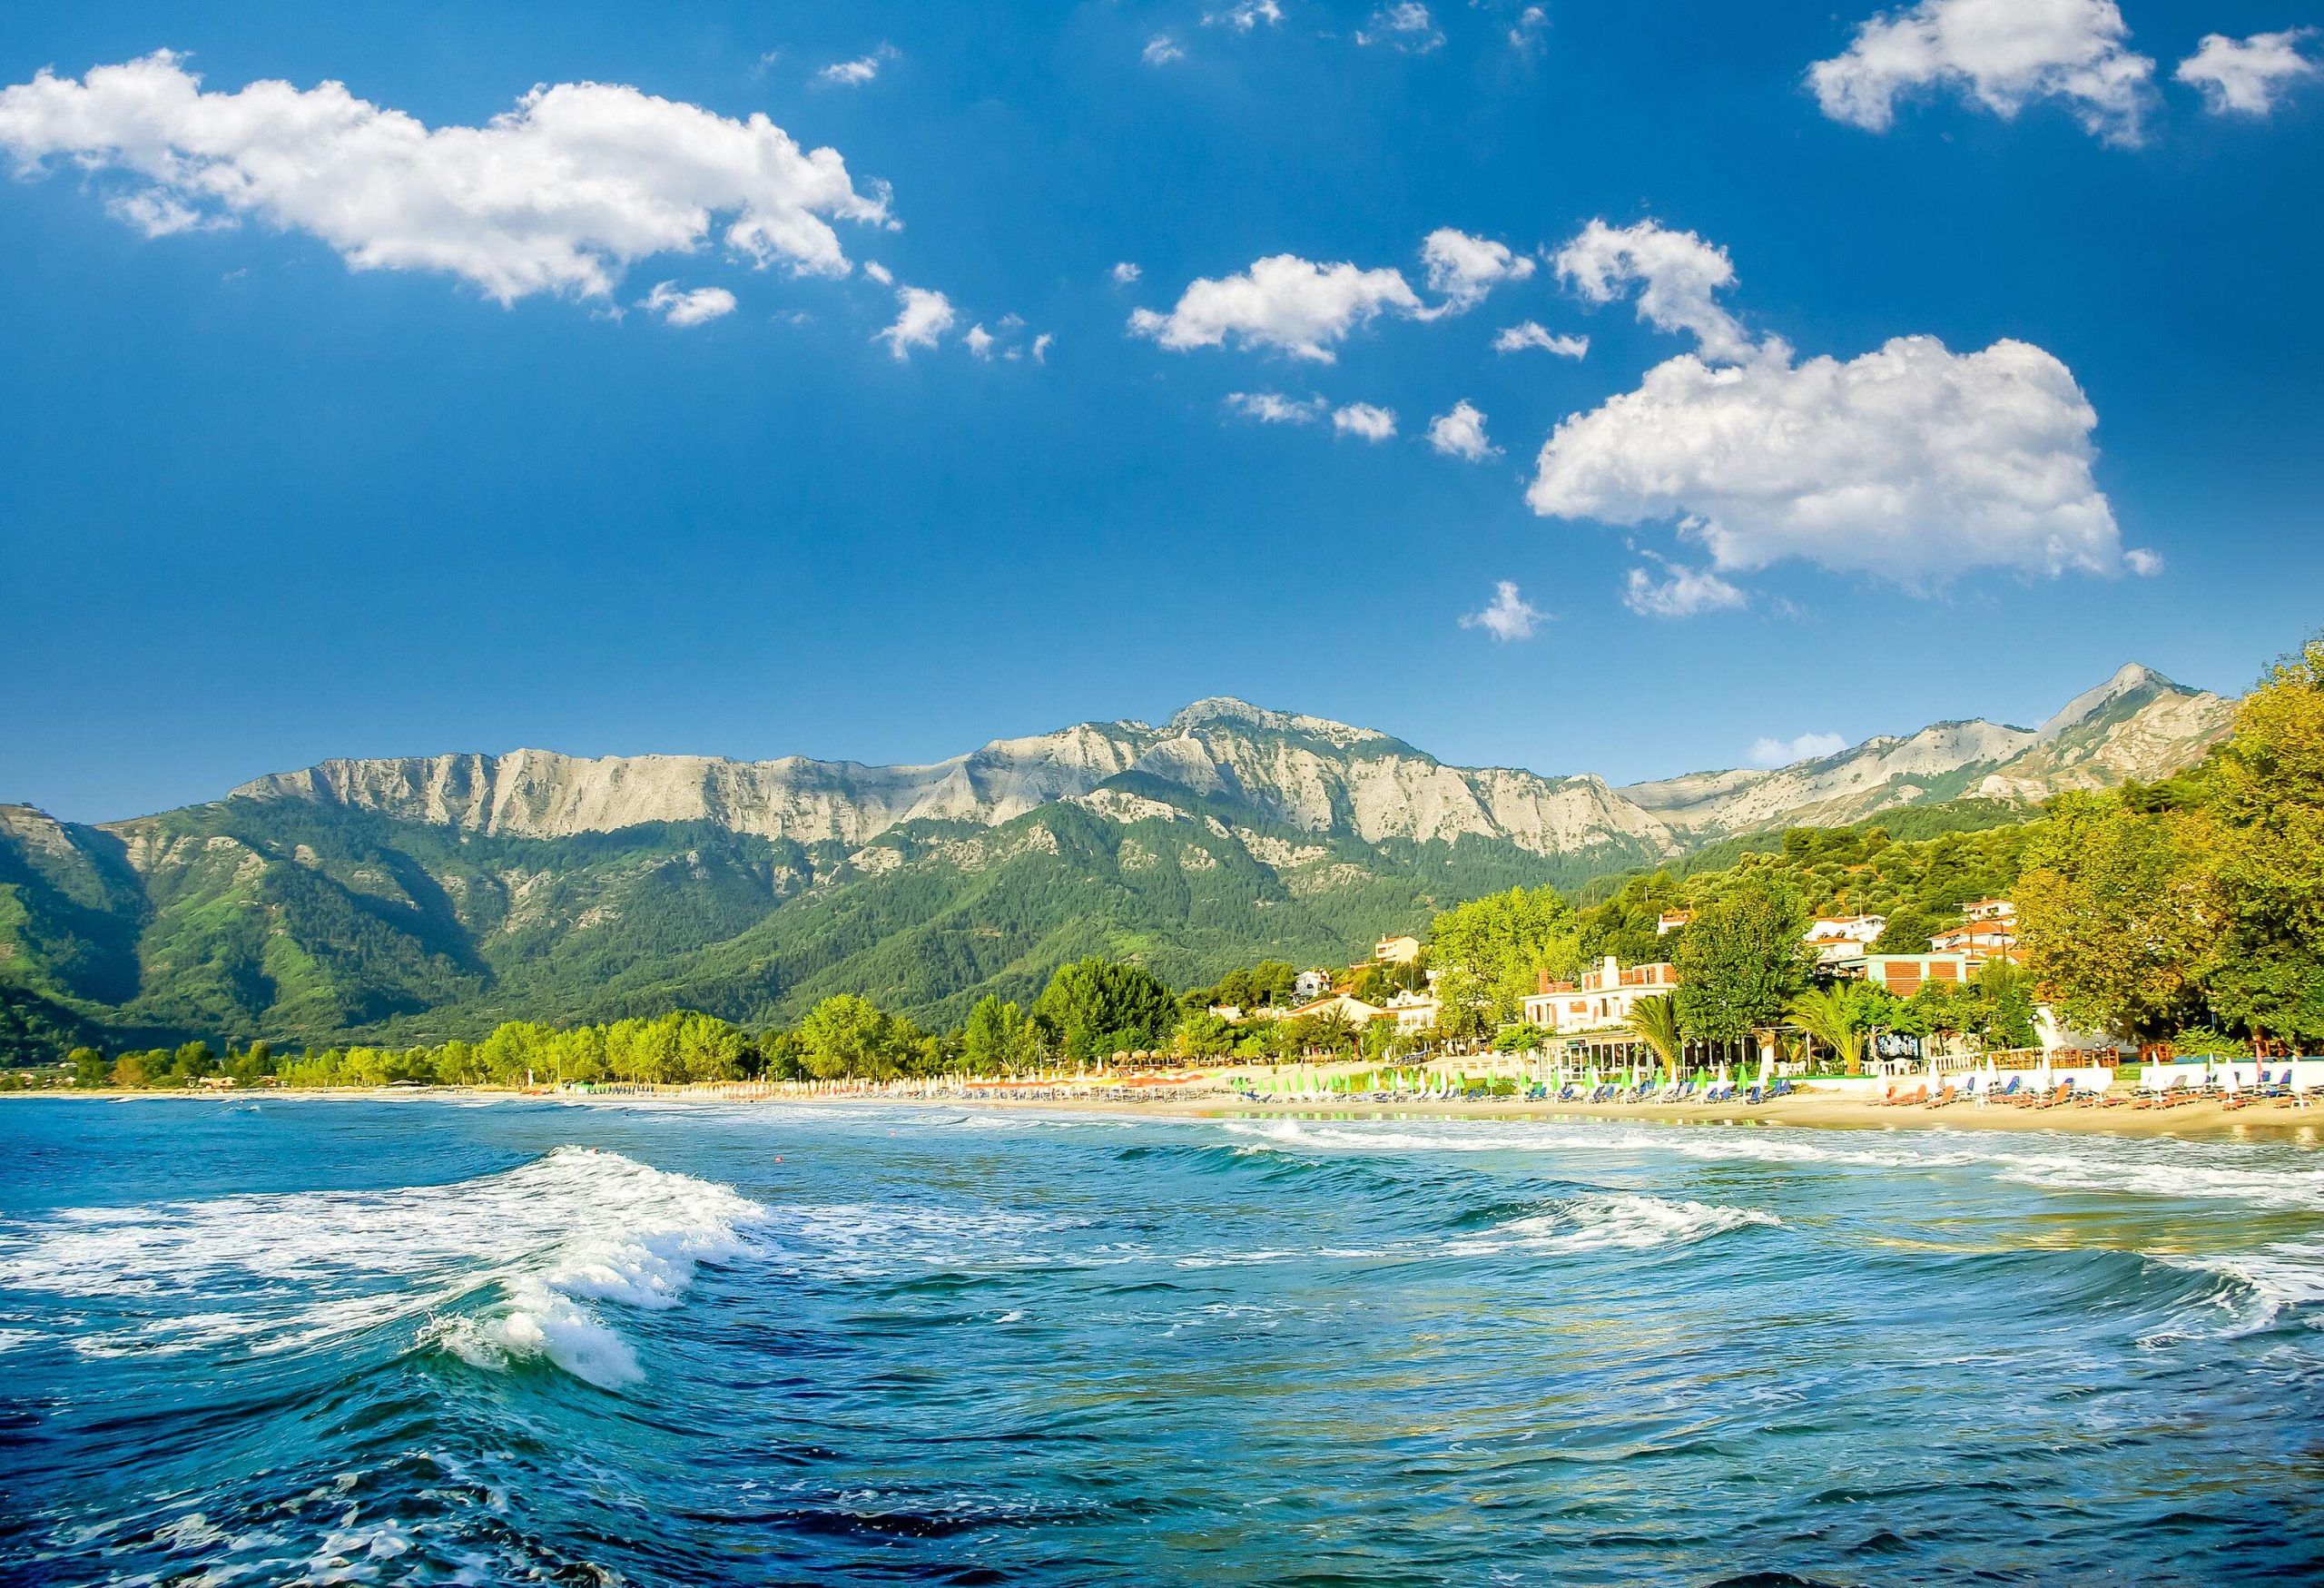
[[0, 1146, 763, 1389], [1443, 1192, 1780, 1257]]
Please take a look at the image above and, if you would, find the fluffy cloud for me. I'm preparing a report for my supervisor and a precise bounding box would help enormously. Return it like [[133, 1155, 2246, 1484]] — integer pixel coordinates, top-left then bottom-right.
[[1749, 731, 1850, 766], [875, 286, 954, 360], [819, 45, 898, 86], [964, 323, 996, 360], [1333, 402, 1397, 441], [1531, 335, 2151, 587], [1553, 219, 1753, 362], [1030, 332, 1053, 363], [0, 52, 890, 304], [1623, 558, 1747, 618], [1426, 400, 1496, 461], [1510, 7, 1550, 53], [637, 281, 736, 327], [1357, 4, 1444, 53], [1493, 321, 1588, 358], [1808, 0, 2154, 146], [1129, 253, 1423, 360], [1226, 390, 1325, 424], [1461, 581, 1546, 641], [1420, 228, 1536, 312], [1144, 34, 1187, 66], [1206, 1, 1285, 31], [1111, 261, 1141, 284], [2176, 29, 2319, 116]]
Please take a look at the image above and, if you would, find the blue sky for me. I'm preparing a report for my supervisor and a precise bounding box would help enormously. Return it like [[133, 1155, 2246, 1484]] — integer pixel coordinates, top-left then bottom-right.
[[3, 0, 2319, 822]]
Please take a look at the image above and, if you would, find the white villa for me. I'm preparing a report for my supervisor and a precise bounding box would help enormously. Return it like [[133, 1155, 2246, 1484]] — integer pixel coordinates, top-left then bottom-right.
[[1521, 957, 1681, 1034], [1373, 935, 1423, 966], [1294, 969, 1336, 1003], [1384, 988, 1440, 1034], [1805, 913, 1886, 963]]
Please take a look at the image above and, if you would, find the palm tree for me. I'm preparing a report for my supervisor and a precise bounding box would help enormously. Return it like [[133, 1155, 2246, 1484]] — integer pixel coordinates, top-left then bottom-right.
[[1788, 983, 1874, 1074], [1626, 993, 1685, 1081]]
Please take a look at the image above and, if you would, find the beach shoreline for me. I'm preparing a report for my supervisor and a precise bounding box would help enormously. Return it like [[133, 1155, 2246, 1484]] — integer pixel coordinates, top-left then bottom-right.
[[14, 1083, 2320, 1141]]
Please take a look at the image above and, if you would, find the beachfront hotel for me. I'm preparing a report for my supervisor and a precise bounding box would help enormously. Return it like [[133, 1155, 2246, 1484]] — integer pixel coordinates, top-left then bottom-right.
[[1521, 956, 1680, 1034]]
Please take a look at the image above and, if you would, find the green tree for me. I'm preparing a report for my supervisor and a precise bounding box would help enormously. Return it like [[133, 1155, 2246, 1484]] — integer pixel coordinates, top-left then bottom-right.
[[797, 994, 902, 1080], [67, 1046, 109, 1088], [1787, 982, 1877, 1073], [2198, 636, 2324, 1042], [1429, 885, 1581, 1023], [2016, 793, 2214, 1040], [1624, 992, 1686, 1076], [167, 1041, 220, 1087], [962, 995, 1040, 1072], [1675, 877, 1811, 1046], [1030, 958, 1178, 1060]]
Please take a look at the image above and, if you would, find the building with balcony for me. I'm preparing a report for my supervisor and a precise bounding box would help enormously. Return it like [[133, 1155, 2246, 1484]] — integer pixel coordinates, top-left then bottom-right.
[[1521, 957, 1681, 1033]]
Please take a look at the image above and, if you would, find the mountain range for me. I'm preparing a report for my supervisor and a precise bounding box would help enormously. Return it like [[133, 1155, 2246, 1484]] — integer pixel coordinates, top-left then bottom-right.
[[0, 665, 2233, 1056]]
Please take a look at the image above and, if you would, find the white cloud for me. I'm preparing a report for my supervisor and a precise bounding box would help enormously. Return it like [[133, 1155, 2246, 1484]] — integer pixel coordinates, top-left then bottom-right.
[[1493, 321, 1588, 358], [1226, 390, 1326, 424], [1808, 0, 2154, 146], [1623, 558, 1748, 618], [964, 323, 996, 360], [1030, 332, 1053, 363], [1206, 1, 1285, 32], [752, 51, 783, 77], [1144, 34, 1187, 66], [1333, 402, 1397, 441], [2176, 29, 2319, 116], [0, 52, 891, 305], [1357, 4, 1445, 53], [1426, 399, 1496, 461], [818, 45, 898, 86], [1461, 581, 1546, 641], [1749, 731, 1850, 766], [2124, 547, 2163, 577], [1510, 7, 1549, 53], [862, 260, 894, 286], [637, 281, 736, 327], [1553, 218, 1754, 363], [1420, 227, 1536, 313], [875, 286, 954, 360], [1128, 252, 1423, 360], [1531, 335, 2131, 588], [1111, 261, 1141, 284]]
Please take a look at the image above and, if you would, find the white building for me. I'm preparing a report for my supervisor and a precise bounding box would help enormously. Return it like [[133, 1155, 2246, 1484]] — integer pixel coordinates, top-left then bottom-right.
[[1294, 969, 1335, 1003], [1804, 913, 1886, 964], [1373, 935, 1423, 966], [1521, 957, 1681, 1034], [1384, 988, 1439, 1034]]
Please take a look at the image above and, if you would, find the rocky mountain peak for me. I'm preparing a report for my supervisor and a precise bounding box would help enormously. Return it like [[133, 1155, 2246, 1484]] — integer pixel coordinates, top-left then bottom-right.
[[2038, 662, 2181, 739]]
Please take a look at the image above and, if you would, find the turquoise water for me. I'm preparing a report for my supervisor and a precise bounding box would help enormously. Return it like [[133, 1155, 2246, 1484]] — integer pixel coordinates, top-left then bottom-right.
[[1, 1098, 2319, 1585]]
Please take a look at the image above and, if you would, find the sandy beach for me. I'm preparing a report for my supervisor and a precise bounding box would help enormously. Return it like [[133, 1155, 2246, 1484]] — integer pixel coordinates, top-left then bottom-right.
[[23, 1082, 2319, 1142]]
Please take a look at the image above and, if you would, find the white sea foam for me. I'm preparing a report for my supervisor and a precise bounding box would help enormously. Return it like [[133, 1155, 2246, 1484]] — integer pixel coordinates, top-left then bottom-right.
[[1445, 1193, 1779, 1257], [0, 1147, 763, 1389], [1218, 1117, 2324, 1211], [2150, 1238, 2324, 1339]]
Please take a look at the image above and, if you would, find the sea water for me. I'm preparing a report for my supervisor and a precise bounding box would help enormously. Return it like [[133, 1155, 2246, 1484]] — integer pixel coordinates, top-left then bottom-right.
[[0, 1098, 2318, 1584]]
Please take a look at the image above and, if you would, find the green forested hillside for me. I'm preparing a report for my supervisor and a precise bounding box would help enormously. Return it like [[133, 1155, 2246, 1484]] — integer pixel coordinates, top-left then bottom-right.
[[0, 781, 1668, 1057]]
